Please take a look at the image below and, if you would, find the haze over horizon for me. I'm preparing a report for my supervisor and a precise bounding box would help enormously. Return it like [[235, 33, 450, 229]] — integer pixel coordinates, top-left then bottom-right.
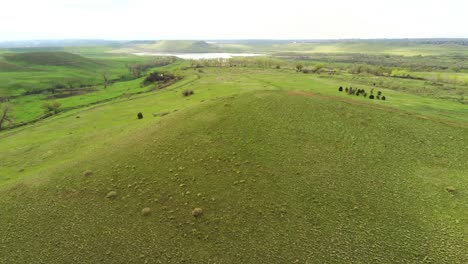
[[0, 0, 467, 41]]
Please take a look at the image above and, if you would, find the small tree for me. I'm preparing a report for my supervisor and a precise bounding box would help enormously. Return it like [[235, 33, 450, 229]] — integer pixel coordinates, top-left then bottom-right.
[[0, 104, 13, 130], [296, 64, 303, 72], [103, 72, 110, 88], [42, 101, 62, 114]]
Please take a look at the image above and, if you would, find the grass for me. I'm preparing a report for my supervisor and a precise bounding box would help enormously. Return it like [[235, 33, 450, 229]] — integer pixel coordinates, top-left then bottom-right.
[[0, 87, 466, 263], [0, 51, 154, 97], [0, 53, 467, 262], [0, 52, 180, 123]]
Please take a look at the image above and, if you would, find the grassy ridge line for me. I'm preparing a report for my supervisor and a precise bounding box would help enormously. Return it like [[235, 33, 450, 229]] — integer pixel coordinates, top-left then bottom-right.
[[0, 91, 466, 263]]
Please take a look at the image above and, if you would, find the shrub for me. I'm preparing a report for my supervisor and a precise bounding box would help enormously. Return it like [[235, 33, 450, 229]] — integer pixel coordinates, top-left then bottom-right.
[[446, 186, 456, 194], [369, 95, 375, 99], [382, 96, 386, 101], [339, 86, 343, 92], [295, 64, 303, 72], [142, 207, 152, 216], [192, 208, 203, 217], [106, 191, 117, 199], [83, 170, 93, 177], [142, 72, 176, 86], [137, 112, 143, 119], [182, 90, 194, 97], [41, 101, 62, 114]]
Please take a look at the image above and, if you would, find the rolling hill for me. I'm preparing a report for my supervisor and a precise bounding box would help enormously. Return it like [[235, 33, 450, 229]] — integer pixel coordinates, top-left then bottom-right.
[[0, 66, 466, 263], [3, 51, 103, 68]]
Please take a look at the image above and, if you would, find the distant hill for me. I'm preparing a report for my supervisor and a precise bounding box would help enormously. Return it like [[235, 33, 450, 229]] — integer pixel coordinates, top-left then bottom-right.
[[128, 40, 224, 53], [0, 39, 126, 48], [3, 51, 102, 68]]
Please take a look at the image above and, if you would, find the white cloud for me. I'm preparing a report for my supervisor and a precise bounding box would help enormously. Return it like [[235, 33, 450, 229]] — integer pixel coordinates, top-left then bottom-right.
[[0, 0, 466, 40]]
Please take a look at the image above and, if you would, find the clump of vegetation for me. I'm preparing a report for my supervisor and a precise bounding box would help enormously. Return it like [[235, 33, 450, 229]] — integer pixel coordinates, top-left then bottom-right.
[[339, 86, 387, 101], [295, 64, 303, 72], [83, 170, 93, 177], [142, 207, 152, 216], [137, 112, 143, 119], [41, 101, 62, 114], [128, 57, 176, 78], [106, 191, 117, 199], [446, 186, 456, 194], [142, 72, 176, 86], [192, 208, 203, 217], [182, 90, 195, 97]]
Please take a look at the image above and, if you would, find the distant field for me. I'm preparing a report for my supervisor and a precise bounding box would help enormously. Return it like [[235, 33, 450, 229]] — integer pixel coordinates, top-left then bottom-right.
[[113, 40, 468, 56]]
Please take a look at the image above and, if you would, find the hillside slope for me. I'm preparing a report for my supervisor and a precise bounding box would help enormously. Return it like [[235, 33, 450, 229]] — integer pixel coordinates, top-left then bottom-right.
[[3, 51, 102, 68], [0, 90, 466, 263]]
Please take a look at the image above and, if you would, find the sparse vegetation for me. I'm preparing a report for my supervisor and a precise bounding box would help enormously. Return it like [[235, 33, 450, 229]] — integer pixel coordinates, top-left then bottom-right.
[[41, 101, 62, 114], [182, 90, 194, 97]]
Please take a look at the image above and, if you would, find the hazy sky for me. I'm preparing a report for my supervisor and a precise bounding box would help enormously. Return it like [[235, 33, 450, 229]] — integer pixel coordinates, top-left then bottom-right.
[[0, 0, 466, 41]]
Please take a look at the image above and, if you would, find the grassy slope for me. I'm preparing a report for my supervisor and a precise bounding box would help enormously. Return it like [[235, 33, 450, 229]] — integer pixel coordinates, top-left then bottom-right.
[[0, 67, 466, 263], [0, 90, 466, 263], [0, 52, 152, 97], [1, 67, 467, 183]]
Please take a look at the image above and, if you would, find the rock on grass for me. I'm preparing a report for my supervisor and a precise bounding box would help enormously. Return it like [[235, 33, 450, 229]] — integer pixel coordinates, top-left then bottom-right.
[[142, 207, 152, 216], [192, 208, 203, 217], [446, 186, 456, 194], [106, 191, 117, 199], [83, 170, 93, 177]]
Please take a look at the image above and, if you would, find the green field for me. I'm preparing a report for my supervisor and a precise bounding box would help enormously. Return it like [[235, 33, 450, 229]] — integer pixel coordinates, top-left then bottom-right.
[[0, 41, 467, 263]]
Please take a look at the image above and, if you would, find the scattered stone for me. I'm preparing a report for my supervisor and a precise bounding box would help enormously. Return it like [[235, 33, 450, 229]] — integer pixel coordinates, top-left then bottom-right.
[[142, 207, 152, 216], [446, 186, 456, 194], [106, 191, 117, 199], [192, 208, 203, 217]]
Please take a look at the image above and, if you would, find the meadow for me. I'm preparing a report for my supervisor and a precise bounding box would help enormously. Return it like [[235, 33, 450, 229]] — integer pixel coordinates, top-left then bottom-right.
[[0, 41, 467, 263]]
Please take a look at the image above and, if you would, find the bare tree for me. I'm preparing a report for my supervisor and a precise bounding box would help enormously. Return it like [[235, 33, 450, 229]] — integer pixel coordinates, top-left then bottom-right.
[[103, 72, 110, 88], [0, 104, 13, 130]]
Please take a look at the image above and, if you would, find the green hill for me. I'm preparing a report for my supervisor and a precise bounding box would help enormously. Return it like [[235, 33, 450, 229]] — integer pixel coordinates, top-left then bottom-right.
[[3, 51, 102, 68], [130, 40, 223, 53], [0, 52, 153, 97], [0, 83, 466, 262], [0, 60, 26, 72]]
